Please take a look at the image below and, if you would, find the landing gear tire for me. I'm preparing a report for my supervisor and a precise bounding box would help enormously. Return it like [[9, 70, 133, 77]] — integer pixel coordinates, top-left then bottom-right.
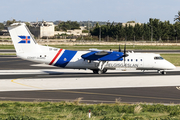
[[92, 69, 107, 74], [102, 69, 107, 74], [98, 70, 103, 74], [161, 71, 166, 75], [93, 70, 99, 74], [157, 70, 161, 74]]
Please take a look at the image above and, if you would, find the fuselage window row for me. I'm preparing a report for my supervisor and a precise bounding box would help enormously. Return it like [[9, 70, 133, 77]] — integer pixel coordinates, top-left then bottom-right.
[[126, 59, 143, 62]]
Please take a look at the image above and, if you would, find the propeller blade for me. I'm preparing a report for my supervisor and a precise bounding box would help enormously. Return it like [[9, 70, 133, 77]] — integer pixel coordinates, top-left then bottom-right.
[[124, 44, 126, 66], [124, 44, 126, 55], [118, 45, 121, 52], [122, 44, 128, 57], [123, 44, 127, 68], [124, 55, 125, 66]]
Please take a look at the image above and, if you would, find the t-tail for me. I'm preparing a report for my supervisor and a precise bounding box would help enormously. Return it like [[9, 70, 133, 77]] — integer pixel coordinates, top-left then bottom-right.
[[8, 23, 41, 55]]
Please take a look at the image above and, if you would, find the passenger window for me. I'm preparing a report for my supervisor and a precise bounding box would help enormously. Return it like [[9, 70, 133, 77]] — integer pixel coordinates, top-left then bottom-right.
[[131, 59, 133, 61], [128, 59, 129, 61], [136, 59, 138, 62], [141, 59, 142, 61]]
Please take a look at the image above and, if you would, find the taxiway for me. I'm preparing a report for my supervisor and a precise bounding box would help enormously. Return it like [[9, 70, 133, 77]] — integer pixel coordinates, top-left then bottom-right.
[[0, 56, 180, 104]]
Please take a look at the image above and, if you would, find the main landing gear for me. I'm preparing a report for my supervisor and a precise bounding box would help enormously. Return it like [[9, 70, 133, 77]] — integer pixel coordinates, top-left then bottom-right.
[[157, 70, 166, 75], [92, 61, 108, 74], [92, 69, 107, 74]]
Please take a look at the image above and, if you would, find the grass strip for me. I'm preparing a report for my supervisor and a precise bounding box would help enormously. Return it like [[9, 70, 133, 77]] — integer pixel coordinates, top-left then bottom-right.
[[49, 45, 180, 50], [0, 45, 14, 49], [0, 53, 16, 55], [1, 44, 180, 50], [0, 101, 180, 119], [161, 54, 180, 66]]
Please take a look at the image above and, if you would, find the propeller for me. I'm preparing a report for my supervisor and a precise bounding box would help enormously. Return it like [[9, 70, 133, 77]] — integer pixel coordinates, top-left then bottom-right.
[[121, 44, 129, 67], [122, 44, 128, 57], [118, 44, 121, 52], [117, 44, 128, 69]]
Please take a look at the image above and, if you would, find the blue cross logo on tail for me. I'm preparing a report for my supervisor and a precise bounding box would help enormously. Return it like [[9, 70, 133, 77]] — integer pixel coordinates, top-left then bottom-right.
[[18, 36, 30, 43]]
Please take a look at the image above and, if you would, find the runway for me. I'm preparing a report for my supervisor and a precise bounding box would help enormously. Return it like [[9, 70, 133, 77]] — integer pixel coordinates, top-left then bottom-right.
[[1, 56, 180, 104]]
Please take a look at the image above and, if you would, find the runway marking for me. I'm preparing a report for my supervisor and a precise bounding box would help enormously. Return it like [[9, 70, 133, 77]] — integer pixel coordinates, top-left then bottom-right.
[[44, 90, 180, 101], [10, 78, 180, 102], [11, 78, 44, 89], [0, 60, 24, 63], [176, 86, 180, 90], [0, 97, 114, 103]]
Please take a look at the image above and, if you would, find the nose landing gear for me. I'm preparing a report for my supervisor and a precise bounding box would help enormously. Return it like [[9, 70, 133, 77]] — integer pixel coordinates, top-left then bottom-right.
[[157, 70, 166, 75], [161, 71, 166, 75]]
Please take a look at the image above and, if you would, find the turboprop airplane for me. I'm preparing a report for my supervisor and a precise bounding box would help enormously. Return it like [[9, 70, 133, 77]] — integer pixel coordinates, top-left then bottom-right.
[[8, 23, 176, 75]]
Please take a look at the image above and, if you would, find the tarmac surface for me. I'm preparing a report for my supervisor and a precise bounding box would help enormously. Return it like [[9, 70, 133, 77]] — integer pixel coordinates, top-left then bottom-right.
[[0, 56, 180, 104]]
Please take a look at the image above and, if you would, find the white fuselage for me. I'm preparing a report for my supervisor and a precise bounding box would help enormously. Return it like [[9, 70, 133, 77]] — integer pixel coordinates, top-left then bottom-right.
[[8, 23, 176, 74], [17, 45, 175, 71]]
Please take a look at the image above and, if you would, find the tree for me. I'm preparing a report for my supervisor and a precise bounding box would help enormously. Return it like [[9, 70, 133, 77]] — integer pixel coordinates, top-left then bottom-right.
[[90, 18, 179, 42], [174, 22, 180, 40], [118, 24, 125, 40], [163, 21, 171, 41], [174, 11, 180, 22], [25, 22, 30, 27], [157, 21, 163, 41], [127, 21, 135, 23], [6, 19, 16, 26], [90, 23, 100, 36], [56, 21, 80, 31], [0, 23, 5, 31], [134, 24, 141, 40], [143, 23, 150, 40], [140, 24, 145, 40]]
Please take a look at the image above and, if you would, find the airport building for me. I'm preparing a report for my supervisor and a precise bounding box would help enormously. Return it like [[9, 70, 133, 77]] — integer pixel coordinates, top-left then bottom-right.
[[121, 22, 142, 27], [29, 21, 54, 38], [54, 26, 88, 36], [29, 21, 88, 38], [0, 21, 141, 39]]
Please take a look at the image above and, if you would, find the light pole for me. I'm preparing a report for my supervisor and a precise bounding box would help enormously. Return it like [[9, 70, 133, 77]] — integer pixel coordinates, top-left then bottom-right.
[[133, 35, 135, 48], [99, 26, 101, 42], [107, 20, 110, 42], [174, 29, 177, 44], [149, 25, 153, 42]]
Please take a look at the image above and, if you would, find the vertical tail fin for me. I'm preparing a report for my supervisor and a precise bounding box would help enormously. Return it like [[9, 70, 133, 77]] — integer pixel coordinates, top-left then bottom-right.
[[8, 23, 41, 54]]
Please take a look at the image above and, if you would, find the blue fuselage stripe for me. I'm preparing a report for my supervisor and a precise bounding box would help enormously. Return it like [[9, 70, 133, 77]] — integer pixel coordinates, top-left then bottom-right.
[[54, 50, 77, 67]]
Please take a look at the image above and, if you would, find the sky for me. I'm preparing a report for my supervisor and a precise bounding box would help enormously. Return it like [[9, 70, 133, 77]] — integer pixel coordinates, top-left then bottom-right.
[[0, 0, 179, 24]]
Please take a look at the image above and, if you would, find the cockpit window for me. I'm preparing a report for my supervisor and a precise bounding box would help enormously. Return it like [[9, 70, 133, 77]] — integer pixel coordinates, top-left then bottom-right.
[[154, 56, 164, 60]]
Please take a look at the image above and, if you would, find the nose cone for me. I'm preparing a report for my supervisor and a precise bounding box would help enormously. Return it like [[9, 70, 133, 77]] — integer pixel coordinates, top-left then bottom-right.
[[165, 60, 176, 70]]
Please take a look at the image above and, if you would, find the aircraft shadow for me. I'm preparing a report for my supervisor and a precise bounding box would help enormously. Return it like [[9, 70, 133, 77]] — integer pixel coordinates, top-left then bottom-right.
[[42, 71, 91, 75]]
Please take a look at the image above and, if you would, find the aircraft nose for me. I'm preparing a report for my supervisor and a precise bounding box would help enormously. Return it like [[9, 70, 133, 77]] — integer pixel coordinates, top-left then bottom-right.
[[166, 61, 176, 70]]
